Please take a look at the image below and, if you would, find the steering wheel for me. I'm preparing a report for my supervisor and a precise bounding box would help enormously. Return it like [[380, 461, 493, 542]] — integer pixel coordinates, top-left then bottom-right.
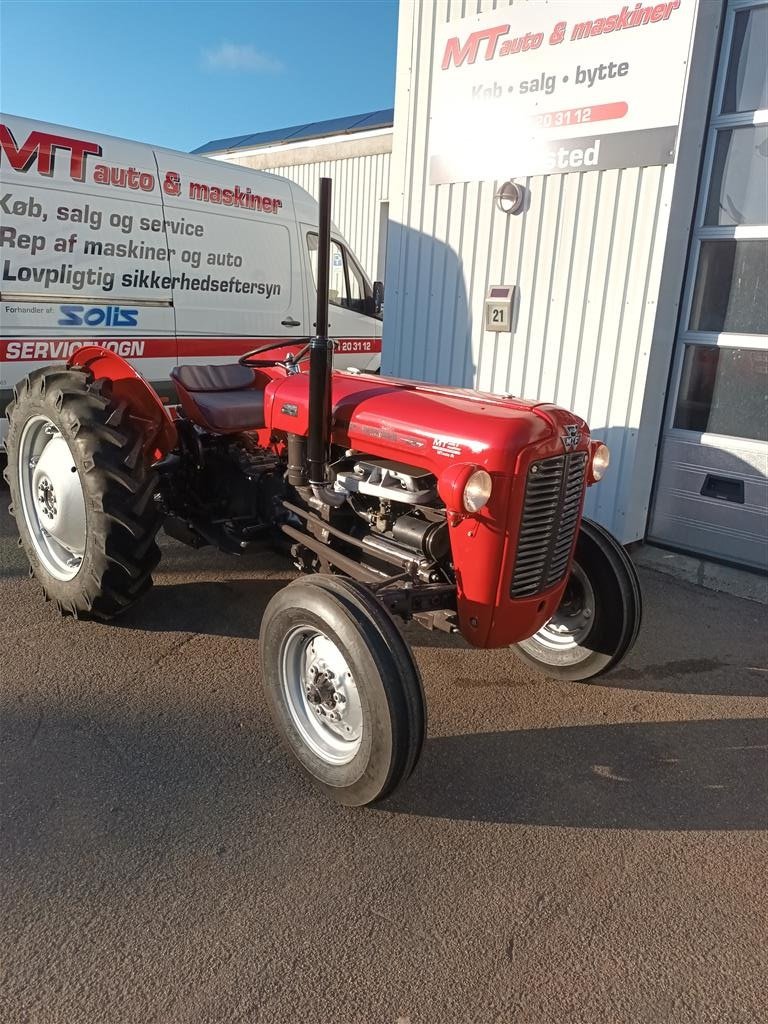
[[239, 338, 313, 370]]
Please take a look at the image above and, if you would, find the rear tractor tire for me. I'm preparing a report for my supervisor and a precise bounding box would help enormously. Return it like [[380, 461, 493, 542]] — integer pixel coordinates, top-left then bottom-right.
[[260, 575, 426, 806], [4, 365, 163, 620], [511, 518, 642, 682]]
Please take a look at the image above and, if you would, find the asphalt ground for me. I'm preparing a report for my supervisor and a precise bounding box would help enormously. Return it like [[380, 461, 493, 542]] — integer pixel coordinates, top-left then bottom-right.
[[1, 499, 766, 1024]]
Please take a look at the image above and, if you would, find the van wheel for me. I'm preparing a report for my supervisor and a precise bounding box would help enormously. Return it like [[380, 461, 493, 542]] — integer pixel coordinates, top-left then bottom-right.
[[4, 366, 163, 619], [511, 518, 642, 681], [260, 575, 426, 806]]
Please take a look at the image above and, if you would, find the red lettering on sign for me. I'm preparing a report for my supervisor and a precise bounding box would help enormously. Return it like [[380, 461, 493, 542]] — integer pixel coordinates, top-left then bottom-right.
[[441, 25, 510, 69]]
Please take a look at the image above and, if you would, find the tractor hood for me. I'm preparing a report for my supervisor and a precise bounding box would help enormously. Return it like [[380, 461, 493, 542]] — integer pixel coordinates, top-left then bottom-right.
[[265, 370, 589, 478]]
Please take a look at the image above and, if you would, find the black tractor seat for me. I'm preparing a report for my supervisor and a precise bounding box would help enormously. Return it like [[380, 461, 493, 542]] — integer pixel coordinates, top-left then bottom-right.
[[170, 363, 266, 433]]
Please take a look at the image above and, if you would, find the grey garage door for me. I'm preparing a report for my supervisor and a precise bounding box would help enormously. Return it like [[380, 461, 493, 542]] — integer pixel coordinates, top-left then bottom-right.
[[650, 0, 768, 571]]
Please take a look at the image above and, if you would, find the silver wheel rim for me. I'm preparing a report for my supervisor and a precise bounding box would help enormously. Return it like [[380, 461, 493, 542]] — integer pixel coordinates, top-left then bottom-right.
[[280, 626, 363, 765], [525, 563, 595, 654], [17, 415, 87, 582]]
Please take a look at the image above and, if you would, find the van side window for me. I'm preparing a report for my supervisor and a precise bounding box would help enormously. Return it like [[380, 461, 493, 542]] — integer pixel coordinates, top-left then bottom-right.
[[306, 233, 370, 314], [307, 233, 342, 308], [344, 250, 366, 313]]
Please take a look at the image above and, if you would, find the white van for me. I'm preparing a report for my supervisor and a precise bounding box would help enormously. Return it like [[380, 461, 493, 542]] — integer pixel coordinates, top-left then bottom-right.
[[0, 113, 383, 447]]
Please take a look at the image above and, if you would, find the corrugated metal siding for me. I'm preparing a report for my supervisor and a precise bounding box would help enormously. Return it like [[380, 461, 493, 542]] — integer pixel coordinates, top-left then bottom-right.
[[225, 151, 390, 282], [384, 0, 699, 543]]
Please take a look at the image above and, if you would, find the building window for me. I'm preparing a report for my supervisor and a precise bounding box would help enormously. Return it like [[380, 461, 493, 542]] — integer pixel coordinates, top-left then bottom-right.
[[704, 125, 768, 226], [689, 240, 768, 335], [721, 4, 768, 114], [674, 345, 768, 441]]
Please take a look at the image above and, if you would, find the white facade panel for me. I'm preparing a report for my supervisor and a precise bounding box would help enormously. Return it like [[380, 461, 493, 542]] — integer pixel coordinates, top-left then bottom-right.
[[384, 0, 722, 544], [217, 148, 391, 283]]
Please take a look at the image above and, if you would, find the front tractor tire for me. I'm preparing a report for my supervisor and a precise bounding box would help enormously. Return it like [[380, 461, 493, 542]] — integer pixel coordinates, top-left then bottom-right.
[[4, 366, 163, 620], [260, 575, 426, 806], [511, 518, 642, 682]]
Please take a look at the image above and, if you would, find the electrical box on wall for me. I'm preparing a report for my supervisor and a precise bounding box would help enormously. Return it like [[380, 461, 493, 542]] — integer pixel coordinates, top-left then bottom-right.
[[484, 285, 515, 333]]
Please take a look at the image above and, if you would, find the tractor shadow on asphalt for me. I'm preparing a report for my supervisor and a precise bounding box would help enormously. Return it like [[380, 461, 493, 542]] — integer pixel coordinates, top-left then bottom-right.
[[116, 572, 768, 699], [2, 704, 764, 844], [386, 717, 768, 830], [115, 577, 288, 639]]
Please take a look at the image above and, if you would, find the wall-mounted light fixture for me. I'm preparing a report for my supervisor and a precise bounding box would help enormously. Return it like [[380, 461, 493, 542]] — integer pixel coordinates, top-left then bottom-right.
[[494, 180, 528, 215]]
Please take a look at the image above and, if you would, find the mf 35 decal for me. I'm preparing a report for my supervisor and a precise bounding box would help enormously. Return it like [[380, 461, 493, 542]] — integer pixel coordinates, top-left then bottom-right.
[[432, 436, 464, 458]]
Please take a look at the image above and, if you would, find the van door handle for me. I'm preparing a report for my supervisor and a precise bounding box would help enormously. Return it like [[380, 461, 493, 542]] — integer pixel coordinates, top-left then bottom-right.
[[281, 316, 301, 327]]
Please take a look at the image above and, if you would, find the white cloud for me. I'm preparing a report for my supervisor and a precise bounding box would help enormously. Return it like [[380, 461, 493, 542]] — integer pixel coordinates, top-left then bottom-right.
[[203, 43, 283, 74]]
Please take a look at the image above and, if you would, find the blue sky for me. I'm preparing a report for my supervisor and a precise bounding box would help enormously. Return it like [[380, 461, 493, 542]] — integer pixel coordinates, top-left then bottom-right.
[[0, 0, 398, 152]]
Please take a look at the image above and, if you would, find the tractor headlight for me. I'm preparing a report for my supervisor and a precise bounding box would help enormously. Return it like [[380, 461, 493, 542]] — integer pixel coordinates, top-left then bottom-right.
[[590, 442, 610, 481], [463, 469, 493, 512]]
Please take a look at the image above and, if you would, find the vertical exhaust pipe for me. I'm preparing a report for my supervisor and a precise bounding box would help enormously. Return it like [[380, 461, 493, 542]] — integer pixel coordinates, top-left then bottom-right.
[[307, 177, 344, 506]]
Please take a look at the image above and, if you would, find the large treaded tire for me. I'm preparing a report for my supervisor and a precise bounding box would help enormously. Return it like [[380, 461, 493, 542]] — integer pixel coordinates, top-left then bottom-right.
[[260, 575, 426, 806], [4, 365, 163, 620]]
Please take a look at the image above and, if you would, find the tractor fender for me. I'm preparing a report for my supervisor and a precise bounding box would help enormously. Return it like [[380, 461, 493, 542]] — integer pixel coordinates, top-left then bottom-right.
[[68, 345, 178, 458]]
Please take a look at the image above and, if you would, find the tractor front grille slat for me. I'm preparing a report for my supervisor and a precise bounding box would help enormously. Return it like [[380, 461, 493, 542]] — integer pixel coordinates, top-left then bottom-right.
[[510, 452, 588, 599]]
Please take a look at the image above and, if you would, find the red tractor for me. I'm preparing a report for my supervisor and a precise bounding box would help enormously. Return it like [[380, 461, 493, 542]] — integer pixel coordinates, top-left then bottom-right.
[[4, 180, 641, 806]]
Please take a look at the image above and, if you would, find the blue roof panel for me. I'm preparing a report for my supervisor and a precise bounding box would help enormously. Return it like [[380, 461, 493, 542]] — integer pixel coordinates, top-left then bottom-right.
[[353, 108, 395, 130], [191, 132, 254, 154], [235, 123, 311, 148], [191, 108, 394, 155]]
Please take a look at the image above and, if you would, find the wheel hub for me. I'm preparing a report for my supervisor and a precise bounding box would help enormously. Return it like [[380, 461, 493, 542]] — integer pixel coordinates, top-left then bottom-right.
[[280, 628, 364, 765], [305, 664, 338, 710], [18, 417, 87, 581], [36, 475, 58, 520], [304, 645, 353, 728], [530, 563, 596, 651]]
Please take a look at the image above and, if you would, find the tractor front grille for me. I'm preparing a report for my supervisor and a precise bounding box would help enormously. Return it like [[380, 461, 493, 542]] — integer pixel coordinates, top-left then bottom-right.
[[510, 452, 588, 599]]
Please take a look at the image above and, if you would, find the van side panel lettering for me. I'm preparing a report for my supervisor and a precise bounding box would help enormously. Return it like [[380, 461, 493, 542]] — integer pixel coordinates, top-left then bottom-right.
[[57, 305, 139, 328], [1, 337, 381, 361], [138, 216, 203, 237], [2, 259, 115, 291], [1, 339, 149, 360], [117, 269, 282, 295], [0, 116, 381, 432], [0, 124, 102, 180], [188, 181, 283, 214]]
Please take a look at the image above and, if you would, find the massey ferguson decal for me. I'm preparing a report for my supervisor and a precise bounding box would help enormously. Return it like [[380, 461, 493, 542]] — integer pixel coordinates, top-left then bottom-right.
[[561, 424, 582, 451], [430, 0, 695, 183]]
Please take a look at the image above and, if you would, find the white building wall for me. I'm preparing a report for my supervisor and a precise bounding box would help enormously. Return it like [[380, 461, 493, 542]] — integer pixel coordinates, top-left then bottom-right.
[[384, 0, 722, 543], [215, 142, 391, 283]]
